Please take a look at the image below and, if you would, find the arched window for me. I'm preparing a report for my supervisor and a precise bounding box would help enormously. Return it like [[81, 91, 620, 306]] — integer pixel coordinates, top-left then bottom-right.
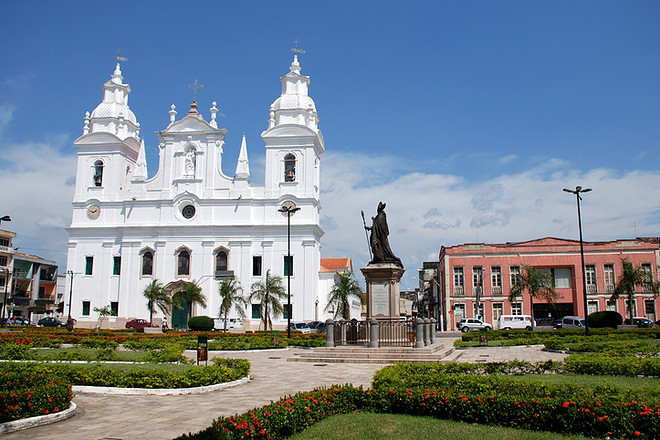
[[93, 160, 104, 187], [284, 154, 296, 182], [216, 250, 228, 272], [141, 250, 154, 276], [177, 249, 190, 276]]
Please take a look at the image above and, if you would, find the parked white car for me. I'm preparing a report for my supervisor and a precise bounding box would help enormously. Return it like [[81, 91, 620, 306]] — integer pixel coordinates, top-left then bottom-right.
[[457, 318, 492, 332]]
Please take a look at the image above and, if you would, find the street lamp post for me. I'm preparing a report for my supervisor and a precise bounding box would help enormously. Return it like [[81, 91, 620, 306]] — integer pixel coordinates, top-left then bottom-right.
[[0, 215, 10, 229], [563, 185, 592, 336], [278, 203, 300, 338], [1, 268, 8, 321], [67, 270, 75, 320]]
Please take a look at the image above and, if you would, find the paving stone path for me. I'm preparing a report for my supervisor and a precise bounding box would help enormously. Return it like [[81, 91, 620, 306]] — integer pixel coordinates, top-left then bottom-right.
[[4, 336, 567, 440]]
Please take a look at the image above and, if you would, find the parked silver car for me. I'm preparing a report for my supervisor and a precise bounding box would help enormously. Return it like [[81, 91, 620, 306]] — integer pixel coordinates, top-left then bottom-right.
[[458, 318, 492, 332]]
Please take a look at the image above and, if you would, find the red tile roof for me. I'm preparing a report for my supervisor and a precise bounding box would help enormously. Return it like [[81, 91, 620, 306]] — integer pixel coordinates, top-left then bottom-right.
[[320, 258, 352, 273]]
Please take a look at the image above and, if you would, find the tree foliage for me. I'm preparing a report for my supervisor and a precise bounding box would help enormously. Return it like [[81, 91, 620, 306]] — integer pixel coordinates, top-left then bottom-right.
[[325, 271, 364, 320], [249, 270, 286, 331], [218, 277, 246, 331], [509, 265, 557, 325], [142, 279, 172, 325], [609, 259, 658, 323]]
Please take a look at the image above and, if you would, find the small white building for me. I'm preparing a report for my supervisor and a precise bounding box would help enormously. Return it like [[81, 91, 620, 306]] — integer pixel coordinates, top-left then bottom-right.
[[317, 258, 363, 321], [66, 55, 325, 329]]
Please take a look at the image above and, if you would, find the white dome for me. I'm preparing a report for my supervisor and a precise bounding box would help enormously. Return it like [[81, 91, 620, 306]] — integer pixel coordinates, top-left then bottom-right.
[[270, 94, 316, 112], [90, 102, 137, 124]]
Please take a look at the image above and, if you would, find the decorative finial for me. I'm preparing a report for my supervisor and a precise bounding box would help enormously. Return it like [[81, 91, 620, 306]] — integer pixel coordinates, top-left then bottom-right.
[[210, 101, 218, 128], [188, 79, 204, 103], [291, 39, 305, 55], [116, 48, 128, 63], [169, 104, 177, 124], [83, 111, 91, 134]]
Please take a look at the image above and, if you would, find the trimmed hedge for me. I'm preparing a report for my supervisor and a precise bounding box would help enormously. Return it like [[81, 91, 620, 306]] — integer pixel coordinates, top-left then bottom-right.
[[564, 353, 660, 377], [588, 311, 623, 329], [0, 357, 249, 389], [176, 382, 659, 440], [0, 369, 73, 423], [188, 316, 215, 331]]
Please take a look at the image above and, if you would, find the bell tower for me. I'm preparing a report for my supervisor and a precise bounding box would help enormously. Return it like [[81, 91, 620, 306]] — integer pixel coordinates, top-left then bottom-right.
[[262, 54, 324, 200]]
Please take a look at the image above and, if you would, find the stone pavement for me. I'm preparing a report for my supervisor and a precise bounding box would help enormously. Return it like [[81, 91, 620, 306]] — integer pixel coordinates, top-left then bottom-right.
[[4, 336, 568, 440]]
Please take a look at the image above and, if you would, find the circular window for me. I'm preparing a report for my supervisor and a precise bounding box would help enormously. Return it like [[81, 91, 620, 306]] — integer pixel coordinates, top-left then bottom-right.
[[182, 204, 196, 219]]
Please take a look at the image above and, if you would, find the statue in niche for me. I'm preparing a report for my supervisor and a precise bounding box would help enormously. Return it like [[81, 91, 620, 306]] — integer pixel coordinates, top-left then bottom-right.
[[363, 202, 403, 267], [184, 149, 196, 177]]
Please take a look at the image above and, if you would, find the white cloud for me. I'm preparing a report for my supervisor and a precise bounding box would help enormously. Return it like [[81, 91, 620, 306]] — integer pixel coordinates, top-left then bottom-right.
[[0, 104, 15, 134], [3, 128, 659, 293], [0, 133, 75, 267], [321, 150, 660, 289]]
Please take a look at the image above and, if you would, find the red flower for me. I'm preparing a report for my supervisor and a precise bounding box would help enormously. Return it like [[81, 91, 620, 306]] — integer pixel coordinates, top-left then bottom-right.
[[634, 431, 640, 437]]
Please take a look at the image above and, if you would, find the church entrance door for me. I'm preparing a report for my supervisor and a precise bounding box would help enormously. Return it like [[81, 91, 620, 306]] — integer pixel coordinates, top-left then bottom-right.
[[172, 302, 190, 329]]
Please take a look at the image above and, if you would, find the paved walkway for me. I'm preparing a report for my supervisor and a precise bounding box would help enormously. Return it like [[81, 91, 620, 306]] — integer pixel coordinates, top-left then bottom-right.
[[4, 336, 567, 440]]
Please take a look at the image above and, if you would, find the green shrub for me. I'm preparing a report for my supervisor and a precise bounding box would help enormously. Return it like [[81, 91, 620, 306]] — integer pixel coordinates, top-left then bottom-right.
[[588, 311, 623, 329], [188, 316, 214, 331], [96, 347, 118, 361], [564, 353, 660, 377], [0, 358, 249, 390], [81, 337, 119, 349], [147, 342, 190, 363], [0, 343, 31, 360]]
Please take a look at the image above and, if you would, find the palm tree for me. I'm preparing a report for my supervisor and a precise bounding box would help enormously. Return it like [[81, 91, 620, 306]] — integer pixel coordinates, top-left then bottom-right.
[[249, 270, 286, 331], [609, 259, 658, 323], [143, 279, 172, 325], [509, 265, 557, 328], [325, 271, 364, 320], [218, 277, 246, 331], [172, 280, 207, 321]]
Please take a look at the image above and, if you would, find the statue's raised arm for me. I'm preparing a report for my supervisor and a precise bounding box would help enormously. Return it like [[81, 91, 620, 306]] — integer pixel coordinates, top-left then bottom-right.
[[364, 202, 403, 267]]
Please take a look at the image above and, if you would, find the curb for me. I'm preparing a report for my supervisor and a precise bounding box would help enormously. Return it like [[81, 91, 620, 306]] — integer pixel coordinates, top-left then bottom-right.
[[0, 402, 77, 435], [73, 375, 250, 395]]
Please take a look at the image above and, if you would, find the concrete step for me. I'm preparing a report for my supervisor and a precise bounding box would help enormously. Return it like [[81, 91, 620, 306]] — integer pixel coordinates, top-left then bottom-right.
[[292, 346, 454, 360], [288, 344, 457, 364]]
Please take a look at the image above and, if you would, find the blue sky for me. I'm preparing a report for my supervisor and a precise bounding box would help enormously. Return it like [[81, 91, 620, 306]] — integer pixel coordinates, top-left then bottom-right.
[[1, 1, 659, 289]]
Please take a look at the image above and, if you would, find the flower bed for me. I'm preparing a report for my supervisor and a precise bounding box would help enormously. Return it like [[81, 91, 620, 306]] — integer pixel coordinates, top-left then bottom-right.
[[0, 369, 72, 423], [176, 383, 659, 440], [0, 328, 325, 350]]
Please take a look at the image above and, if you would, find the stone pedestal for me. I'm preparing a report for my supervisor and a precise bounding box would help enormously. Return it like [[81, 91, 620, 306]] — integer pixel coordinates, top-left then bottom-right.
[[361, 263, 405, 319]]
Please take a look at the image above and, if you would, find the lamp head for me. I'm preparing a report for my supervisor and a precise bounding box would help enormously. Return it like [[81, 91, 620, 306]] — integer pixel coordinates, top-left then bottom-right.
[[0, 216, 10, 222]]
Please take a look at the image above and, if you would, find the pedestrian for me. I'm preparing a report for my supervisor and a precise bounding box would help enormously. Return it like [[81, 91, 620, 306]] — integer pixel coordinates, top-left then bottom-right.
[[162, 316, 168, 330]]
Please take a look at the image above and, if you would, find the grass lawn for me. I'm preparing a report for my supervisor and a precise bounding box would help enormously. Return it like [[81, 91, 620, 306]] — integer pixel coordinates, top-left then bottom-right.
[[290, 412, 594, 440]]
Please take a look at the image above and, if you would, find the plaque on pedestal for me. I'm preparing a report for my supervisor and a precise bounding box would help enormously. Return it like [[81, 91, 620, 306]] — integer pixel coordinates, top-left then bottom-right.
[[361, 263, 405, 319]]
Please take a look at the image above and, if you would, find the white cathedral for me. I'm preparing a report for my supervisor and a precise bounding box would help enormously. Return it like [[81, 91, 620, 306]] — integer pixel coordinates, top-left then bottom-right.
[[65, 55, 326, 330]]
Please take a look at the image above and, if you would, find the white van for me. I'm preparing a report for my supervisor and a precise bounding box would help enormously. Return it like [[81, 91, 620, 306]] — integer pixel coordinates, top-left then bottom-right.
[[498, 315, 533, 330]]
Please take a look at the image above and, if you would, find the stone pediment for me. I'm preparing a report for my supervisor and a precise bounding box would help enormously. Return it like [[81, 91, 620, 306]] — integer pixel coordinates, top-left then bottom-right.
[[159, 114, 225, 135], [509, 237, 579, 247]]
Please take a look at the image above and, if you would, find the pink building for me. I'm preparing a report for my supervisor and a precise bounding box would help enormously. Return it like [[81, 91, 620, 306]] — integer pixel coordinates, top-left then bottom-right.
[[438, 237, 660, 331]]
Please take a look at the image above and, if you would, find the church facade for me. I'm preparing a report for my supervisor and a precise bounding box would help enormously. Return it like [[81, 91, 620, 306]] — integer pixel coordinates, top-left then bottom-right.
[[66, 55, 325, 329]]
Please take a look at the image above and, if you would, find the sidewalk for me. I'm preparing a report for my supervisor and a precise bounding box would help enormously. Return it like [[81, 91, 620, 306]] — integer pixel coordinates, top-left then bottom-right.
[[3, 339, 568, 440]]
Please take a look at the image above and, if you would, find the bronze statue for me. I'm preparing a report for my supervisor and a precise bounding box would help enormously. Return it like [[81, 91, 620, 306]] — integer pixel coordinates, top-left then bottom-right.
[[362, 202, 403, 267]]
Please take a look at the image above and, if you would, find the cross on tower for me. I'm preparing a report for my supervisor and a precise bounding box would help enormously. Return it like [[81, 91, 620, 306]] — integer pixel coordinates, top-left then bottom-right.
[[188, 79, 204, 102], [116, 48, 127, 63], [291, 39, 306, 55]]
